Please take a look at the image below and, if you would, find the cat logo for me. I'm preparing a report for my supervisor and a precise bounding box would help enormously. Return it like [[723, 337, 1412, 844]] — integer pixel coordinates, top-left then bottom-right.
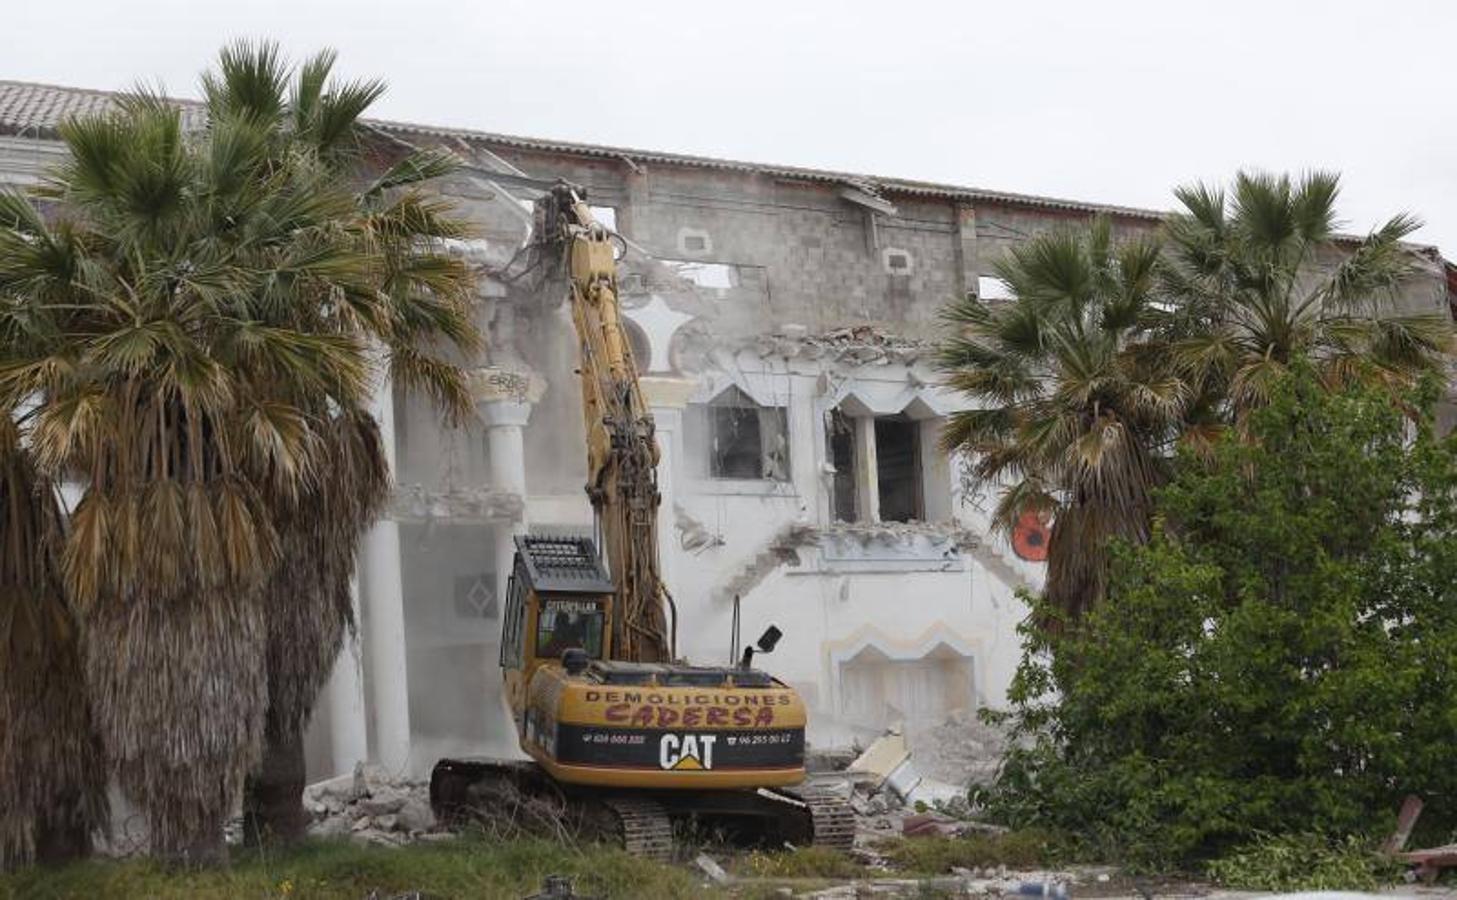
[[659, 734, 716, 770]]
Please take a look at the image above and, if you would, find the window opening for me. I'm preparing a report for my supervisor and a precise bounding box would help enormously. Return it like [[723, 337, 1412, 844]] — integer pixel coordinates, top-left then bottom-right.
[[705, 387, 789, 481], [875, 416, 922, 522], [588, 205, 617, 231], [665, 260, 735, 291]]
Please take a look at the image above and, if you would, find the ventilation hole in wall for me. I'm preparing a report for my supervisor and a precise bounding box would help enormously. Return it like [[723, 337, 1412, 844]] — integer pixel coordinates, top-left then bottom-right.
[[881, 247, 914, 274], [677, 227, 713, 255]]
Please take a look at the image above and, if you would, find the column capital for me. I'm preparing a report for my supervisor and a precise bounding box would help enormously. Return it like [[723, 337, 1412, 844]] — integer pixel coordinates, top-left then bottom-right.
[[469, 365, 547, 407]]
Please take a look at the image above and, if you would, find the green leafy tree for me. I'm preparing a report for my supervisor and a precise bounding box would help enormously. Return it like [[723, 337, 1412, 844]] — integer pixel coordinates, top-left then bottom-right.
[[0, 43, 478, 862], [983, 367, 1457, 868], [937, 217, 1180, 620]]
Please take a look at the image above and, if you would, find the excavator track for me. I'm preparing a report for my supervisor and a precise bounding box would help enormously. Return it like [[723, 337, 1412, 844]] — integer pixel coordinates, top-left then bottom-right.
[[601, 796, 674, 861], [775, 785, 856, 851], [433, 758, 860, 859]]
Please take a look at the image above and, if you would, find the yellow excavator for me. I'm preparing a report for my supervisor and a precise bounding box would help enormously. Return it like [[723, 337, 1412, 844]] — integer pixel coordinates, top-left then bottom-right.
[[429, 185, 853, 858]]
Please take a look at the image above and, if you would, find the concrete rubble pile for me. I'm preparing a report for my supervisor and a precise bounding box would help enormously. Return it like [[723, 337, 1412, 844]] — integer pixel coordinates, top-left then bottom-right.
[[809, 713, 1013, 850], [674, 321, 931, 372], [787, 867, 1092, 900], [745, 324, 931, 367], [907, 707, 1013, 788], [302, 763, 443, 847]]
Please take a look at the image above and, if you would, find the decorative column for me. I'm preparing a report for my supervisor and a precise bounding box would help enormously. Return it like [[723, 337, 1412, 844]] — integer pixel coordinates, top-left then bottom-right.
[[474, 368, 546, 602], [362, 373, 412, 775], [322, 577, 368, 777], [640, 376, 698, 606], [853, 415, 880, 523], [786, 374, 821, 522], [919, 417, 953, 522]]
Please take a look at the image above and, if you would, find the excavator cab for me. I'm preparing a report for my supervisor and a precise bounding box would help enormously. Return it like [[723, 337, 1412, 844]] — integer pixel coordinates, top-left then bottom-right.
[[499, 536, 615, 730]]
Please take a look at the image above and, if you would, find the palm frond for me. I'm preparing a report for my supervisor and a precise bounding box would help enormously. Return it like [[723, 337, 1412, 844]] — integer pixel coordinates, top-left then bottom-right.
[[203, 39, 288, 126], [362, 149, 461, 197]]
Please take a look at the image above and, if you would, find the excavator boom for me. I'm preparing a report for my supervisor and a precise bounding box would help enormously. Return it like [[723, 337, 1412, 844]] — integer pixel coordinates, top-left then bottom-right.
[[538, 186, 672, 663]]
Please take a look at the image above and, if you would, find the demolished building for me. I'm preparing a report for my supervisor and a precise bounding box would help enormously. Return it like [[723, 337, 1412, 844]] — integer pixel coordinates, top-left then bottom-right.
[[2, 79, 1452, 783]]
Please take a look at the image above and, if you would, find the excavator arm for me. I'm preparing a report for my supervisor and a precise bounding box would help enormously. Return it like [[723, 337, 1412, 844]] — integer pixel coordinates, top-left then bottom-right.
[[537, 184, 673, 663]]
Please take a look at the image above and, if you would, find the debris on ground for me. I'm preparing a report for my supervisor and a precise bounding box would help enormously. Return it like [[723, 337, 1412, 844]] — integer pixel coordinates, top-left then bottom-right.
[[1383, 795, 1457, 884], [901, 812, 964, 839], [847, 727, 911, 790], [302, 762, 440, 847], [906, 707, 1013, 788], [824, 711, 1017, 854], [694, 852, 732, 886], [524, 874, 598, 899]]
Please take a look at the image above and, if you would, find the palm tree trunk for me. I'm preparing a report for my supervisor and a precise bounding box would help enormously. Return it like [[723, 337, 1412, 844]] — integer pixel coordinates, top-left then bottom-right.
[[32, 805, 93, 866], [242, 726, 310, 845]]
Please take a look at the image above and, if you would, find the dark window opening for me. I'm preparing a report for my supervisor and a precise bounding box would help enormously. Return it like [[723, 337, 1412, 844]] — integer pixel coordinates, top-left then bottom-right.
[[683, 234, 707, 252], [887, 252, 909, 270], [875, 417, 922, 522], [704, 387, 789, 481], [828, 410, 858, 522]]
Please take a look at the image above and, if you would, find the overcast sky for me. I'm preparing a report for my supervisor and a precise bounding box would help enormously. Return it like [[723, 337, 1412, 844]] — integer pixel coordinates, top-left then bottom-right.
[[7, 1, 1455, 251]]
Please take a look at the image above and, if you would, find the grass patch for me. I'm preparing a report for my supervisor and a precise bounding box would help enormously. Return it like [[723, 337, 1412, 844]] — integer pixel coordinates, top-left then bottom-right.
[[878, 828, 1067, 875], [733, 845, 863, 880], [1204, 833, 1400, 892], [0, 836, 711, 900]]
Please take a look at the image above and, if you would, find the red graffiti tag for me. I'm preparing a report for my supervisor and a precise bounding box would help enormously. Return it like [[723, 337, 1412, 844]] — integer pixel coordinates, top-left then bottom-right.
[[601, 703, 774, 728]]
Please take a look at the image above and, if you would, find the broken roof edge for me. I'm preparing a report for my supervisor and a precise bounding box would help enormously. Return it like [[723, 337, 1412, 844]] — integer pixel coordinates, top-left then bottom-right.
[[369, 118, 1166, 221], [0, 78, 1443, 255], [0, 77, 1172, 221]]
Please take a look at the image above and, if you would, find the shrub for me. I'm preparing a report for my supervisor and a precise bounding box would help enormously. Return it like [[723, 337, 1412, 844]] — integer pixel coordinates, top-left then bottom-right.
[[981, 368, 1457, 868], [1205, 833, 1399, 891]]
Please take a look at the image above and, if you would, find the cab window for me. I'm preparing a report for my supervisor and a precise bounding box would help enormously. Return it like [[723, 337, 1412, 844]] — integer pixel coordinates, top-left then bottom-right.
[[535, 598, 604, 659]]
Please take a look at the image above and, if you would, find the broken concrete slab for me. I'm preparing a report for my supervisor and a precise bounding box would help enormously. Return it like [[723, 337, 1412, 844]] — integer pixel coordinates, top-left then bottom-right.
[[847, 727, 911, 790], [901, 812, 961, 838]]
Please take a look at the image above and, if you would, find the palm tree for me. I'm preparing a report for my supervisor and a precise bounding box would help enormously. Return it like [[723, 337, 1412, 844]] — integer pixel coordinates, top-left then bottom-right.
[[0, 414, 107, 869], [0, 47, 478, 860], [938, 217, 1182, 622], [939, 173, 1451, 626], [1159, 171, 1450, 433], [197, 43, 480, 846], [0, 95, 326, 862]]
